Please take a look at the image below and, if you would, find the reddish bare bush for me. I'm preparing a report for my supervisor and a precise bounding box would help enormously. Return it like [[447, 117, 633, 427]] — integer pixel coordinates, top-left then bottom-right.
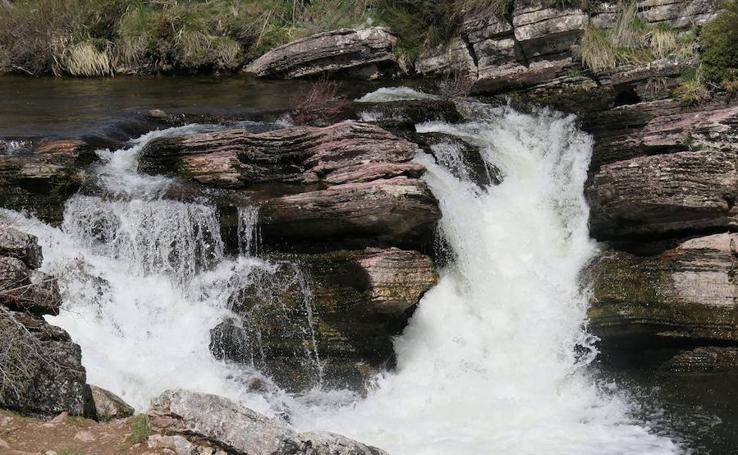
[[290, 80, 350, 126], [438, 71, 476, 99]]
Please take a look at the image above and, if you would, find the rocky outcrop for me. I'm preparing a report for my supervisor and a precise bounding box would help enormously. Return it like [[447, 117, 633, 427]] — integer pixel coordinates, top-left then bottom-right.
[[87, 385, 134, 421], [0, 139, 96, 225], [588, 233, 738, 347], [148, 389, 387, 454], [260, 177, 438, 249], [0, 226, 87, 416], [587, 149, 737, 238], [140, 121, 440, 250], [585, 99, 738, 239], [211, 247, 437, 390], [140, 121, 421, 187], [245, 28, 398, 79]]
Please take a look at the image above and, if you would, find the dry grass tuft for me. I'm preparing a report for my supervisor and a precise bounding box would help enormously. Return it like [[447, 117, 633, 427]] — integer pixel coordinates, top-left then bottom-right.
[[581, 25, 617, 72], [55, 41, 114, 77]]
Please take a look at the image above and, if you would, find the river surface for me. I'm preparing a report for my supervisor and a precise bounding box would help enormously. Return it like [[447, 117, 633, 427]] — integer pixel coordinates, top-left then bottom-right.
[[1, 76, 736, 454]]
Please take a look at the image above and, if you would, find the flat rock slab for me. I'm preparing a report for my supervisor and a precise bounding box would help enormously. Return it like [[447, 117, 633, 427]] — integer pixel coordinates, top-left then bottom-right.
[[148, 389, 387, 455], [245, 28, 397, 79]]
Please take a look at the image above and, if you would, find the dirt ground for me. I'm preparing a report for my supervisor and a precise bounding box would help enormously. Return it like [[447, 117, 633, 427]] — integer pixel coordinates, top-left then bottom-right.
[[0, 410, 169, 455]]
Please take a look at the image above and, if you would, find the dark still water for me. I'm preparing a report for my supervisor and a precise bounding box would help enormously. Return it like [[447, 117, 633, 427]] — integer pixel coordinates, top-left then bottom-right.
[[0, 75, 413, 138]]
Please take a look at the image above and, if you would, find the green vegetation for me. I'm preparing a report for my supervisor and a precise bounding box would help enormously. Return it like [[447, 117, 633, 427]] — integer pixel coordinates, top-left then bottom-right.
[[674, 67, 709, 103], [127, 414, 150, 444], [699, 0, 738, 87], [0, 0, 511, 76], [580, 1, 694, 72], [58, 450, 85, 455]]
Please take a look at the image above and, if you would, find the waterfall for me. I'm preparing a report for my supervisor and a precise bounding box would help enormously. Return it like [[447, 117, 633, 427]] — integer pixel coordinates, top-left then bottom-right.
[[0, 101, 681, 454], [288, 102, 681, 454]]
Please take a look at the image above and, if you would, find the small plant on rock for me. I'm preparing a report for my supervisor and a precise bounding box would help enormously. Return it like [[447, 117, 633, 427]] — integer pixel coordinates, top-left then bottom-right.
[[674, 68, 709, 104], [128, 414, 150, 445]]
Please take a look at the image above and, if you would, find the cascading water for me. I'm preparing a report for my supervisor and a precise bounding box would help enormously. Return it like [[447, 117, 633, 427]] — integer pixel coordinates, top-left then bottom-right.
[[0, 94, 683, 454], [288, 101, 682, 454], [1, 124, 317, 414]]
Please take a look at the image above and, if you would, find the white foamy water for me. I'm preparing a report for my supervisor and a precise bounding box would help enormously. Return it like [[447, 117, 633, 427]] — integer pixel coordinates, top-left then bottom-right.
[[1, 103, 682, 454], [355, 87, 439, 103], [288, 103, 682, 454]]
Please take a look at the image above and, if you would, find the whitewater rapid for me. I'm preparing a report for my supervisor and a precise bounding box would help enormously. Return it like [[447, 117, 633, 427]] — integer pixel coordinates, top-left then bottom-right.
[[1, 95, 682, 454]]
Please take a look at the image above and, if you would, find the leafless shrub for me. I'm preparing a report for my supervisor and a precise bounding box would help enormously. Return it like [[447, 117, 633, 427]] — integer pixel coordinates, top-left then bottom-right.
[[439, 70, 476, 98], [290, 80, 349, 126], [0, 306, 46, 403]]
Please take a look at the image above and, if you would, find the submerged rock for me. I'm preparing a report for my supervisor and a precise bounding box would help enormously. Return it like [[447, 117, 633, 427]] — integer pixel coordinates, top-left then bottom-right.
[[245, 28, 398, 80], [0, 226, 87, 416], [148, 389, 387, 454], [588, 233, 738, 346]]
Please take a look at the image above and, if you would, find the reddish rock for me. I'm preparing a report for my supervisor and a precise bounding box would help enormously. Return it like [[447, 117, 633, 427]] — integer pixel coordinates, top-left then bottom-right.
[[259, 177, 439, 247]]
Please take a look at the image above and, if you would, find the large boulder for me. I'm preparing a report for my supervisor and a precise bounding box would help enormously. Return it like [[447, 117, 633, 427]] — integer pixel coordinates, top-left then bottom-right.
[[87, 385, 134, 421], [588, 233, 738, 346], [139, 121, 422, 187], [211, 247, 437, 390], [244, 28, 398, 80], [584, 100, 738, 171], [0, 227, 42, 269], [0, 226, 87, 416], [0, 308, 87, 415], [148, 389, 387, 455], [0, 139, 96, 225]]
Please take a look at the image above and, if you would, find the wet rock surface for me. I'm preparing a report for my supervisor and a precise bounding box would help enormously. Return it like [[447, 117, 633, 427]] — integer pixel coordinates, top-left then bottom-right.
[[245, 28, 398, 80], [0, 226, 87, 416], [148, 389, 387, 455], [588, 233, 738, 361], [140, 120, 440, 250], [0, 139, 97, 225], [211, 247, 437, 390]]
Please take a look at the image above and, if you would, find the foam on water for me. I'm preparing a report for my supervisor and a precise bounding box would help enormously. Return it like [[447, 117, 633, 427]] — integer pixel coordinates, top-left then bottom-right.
[[355, 87, 439, 103]]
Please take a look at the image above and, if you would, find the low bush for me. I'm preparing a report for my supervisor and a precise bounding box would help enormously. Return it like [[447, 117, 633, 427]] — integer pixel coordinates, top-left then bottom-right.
[[674, 68, 709, 104], [699, 0, 738, 86]]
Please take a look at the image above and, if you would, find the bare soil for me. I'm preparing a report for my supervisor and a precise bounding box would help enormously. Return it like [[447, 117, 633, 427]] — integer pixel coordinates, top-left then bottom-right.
[[0, 410, 168, 455]]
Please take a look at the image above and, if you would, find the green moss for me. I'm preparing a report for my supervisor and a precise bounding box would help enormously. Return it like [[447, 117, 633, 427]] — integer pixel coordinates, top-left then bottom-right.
[[700, 0, 738, 85]]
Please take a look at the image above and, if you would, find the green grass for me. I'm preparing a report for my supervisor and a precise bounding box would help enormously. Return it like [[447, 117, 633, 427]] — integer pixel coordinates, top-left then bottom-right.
[[58, 450, 85, 455], [128, 414, 150, 445], [674, 67, 709, 103], [580, 1, 695, 72]]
